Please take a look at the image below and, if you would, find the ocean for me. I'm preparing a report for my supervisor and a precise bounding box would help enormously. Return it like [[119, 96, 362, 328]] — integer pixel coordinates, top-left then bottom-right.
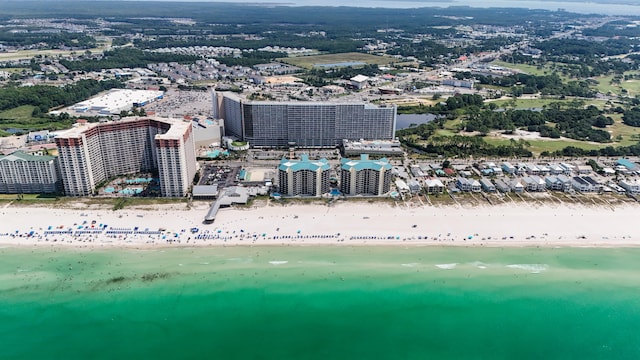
[[2, 245, 640, 359]]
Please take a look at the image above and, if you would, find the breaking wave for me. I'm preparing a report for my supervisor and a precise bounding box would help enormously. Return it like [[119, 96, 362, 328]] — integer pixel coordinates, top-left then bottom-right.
[[506, 264, 548, 273], [269, 261, 288, 265], [435, 263, 457, 270]]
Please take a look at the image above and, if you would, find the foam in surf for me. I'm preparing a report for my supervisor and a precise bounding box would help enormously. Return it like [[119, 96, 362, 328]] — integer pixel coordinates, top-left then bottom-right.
[[435, 263, 457, 270], [506, 264, 548, 273]]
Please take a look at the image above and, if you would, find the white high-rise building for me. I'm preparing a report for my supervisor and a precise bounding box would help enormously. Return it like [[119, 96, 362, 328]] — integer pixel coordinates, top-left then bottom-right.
[[214, 91, 396, 148], [55, 117, 196, 197]]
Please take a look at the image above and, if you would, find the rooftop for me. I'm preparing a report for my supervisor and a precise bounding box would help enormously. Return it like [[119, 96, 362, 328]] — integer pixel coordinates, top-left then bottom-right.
[[341, 154, 392, 172], [0, 150, 55, 162], [278, 154, 330, 172]]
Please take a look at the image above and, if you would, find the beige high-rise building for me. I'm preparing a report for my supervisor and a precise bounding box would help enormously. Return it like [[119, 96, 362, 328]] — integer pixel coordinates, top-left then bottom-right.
[[340, 154, 392, 196], [55, 117, 196, 197], [0, 151, 60, 194]]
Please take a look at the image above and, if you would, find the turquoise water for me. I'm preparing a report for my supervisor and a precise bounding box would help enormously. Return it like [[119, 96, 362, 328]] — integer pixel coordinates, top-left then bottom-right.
[[2, 246, 640, 359]]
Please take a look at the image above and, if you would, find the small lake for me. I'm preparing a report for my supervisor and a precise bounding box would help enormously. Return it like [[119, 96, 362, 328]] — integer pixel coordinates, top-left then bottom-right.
[[396, 113, 441, 130]]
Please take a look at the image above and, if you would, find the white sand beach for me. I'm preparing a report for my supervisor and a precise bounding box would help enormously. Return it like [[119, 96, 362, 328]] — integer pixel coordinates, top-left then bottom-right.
[[0, 200, 638, 248]]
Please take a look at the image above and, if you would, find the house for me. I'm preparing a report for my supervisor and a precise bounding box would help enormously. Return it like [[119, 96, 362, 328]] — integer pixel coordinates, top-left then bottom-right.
[[619, 179, 640, 193], [410, 165, 425, 178], [607, 181, 627, 194], [545, 175, 572, 191], [617, 158, 639, 172], [494, 179, 511, 193], [576, 165, 592, 175], [557, 175, 573, 192], [548, 164, 564, 175], [501, 162, 516, 175], [545, 176, 563, 191], [537, 164, 550, 176], [456, 177, 472, 192], [560, 162, 576, 175], [572, 176, 595, 192], [480, 178, 496, 192], [522, 176, 545, 192], [525, 163, 540, 175], [481, 168, 493, 176], [509, 179, 524, 193], [395, 179, 410, 193], [424, 178, 445, 194], [456, 177, 481, 192], [470, 179, 481, 192], [515, 163, 528, 176], [444, 168, 456, 177], [350, 75, 369, 90], [407, 179, 422, 194], [582, 176, 601, 192]]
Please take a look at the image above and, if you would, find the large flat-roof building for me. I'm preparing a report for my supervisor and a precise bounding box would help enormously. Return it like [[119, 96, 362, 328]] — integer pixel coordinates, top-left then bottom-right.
[[278, 154, 330, 197], [340, 154, 392, 196], [0, 151, 60, 193], [55, 117, 196, 197], [213, 91, 396, 148], [69, 89, 164, 116]]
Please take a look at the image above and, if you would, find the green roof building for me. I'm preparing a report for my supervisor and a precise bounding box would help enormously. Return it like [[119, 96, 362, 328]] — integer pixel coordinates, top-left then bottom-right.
[[340, 154, 392, 195], [278, 154, 330, 196], [0, 151, 60, 193]]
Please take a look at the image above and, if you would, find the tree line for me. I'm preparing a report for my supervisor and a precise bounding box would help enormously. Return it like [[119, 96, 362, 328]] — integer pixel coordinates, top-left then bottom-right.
[[0, 79, 124, 112], [463, 105, 613, 143], [59, 48, 199, 72]]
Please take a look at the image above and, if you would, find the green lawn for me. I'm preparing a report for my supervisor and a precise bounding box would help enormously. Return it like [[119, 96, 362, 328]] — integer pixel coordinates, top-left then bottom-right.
[[0, 105, 38, 121], [0, 47, 105, 62], [279, 52, 392, 69], [483, 136, 605, 154], [2, 68, 29, 74], [487, 98, 608, 110], [592, 71, 640, 97], [0, 105, 73, 136], [435, 116, 640, 155], [607, 115, 640, 147], [491, 60, 554, 77]]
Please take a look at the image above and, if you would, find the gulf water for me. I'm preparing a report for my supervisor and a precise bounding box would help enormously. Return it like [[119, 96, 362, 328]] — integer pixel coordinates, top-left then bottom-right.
[[2, 246, 640, 359]]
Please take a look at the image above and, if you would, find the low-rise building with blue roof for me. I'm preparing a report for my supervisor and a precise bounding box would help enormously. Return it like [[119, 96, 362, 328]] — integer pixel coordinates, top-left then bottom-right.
[[617, 158, 639, 172], [340, 154, 392, 195], [278, 154, 330, 196]]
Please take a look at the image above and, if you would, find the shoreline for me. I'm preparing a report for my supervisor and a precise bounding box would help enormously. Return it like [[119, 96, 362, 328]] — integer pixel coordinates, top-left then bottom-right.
[[0, 200, 638, 249]]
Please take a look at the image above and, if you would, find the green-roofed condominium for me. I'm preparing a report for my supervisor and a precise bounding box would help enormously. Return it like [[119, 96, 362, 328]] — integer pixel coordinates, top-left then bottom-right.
[[340, 154, 392, 195], [0, 151, 60, 193], [278, 154, 331, 196]]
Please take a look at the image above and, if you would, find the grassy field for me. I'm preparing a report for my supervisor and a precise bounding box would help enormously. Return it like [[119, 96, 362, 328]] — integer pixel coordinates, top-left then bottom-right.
[[0, 105, 73, 136], [491, 60, 553, 76], [487, 97, 607, 109], [593, 71, 640, 97], [431, 114, 640, 155], [0, 46, 106, 62], [483, 136, 605, 154], [607, 114, 640, 147], [279, 52, 392, 69], [0, 105, 38, 122]]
